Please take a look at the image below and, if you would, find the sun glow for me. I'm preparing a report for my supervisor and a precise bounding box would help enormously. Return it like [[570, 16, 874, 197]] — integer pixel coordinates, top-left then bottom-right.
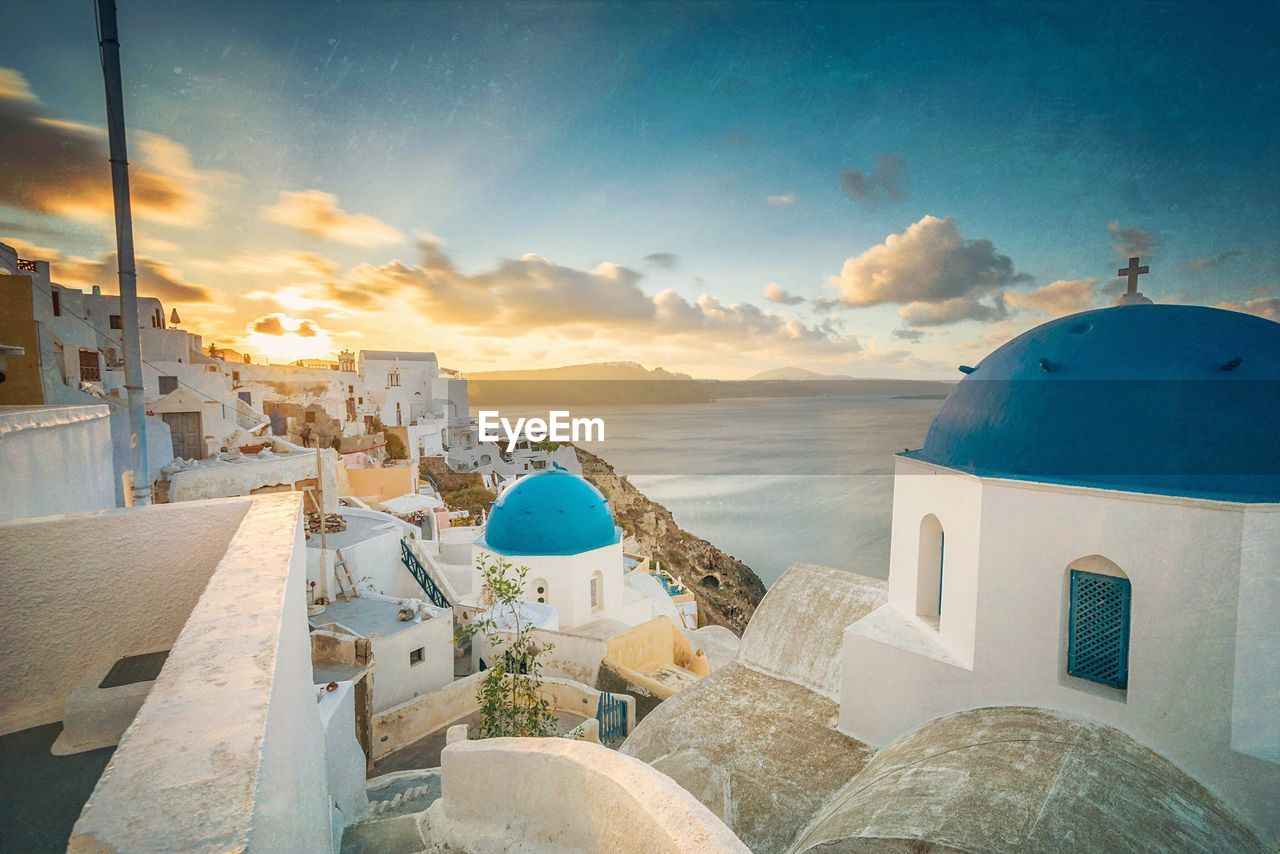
[[242, 313, 335, 363]]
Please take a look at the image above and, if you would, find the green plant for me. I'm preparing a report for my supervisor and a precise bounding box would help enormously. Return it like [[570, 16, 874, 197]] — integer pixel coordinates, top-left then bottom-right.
[[455, 554, 558, 739], [384, 430, 408, 460]]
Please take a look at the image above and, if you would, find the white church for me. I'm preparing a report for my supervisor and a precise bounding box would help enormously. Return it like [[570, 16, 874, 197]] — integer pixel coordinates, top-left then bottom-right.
[[625, 294, 1280, 851], [470, 465, 676, 631]]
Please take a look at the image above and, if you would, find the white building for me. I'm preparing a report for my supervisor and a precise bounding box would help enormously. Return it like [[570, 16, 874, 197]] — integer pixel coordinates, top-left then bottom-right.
[[470, 468, 673, 631], [624, 301, 1280, 851], [0, 245, 175, 502], [0, 404, 116, 521], [839, 302, 1280, 839]]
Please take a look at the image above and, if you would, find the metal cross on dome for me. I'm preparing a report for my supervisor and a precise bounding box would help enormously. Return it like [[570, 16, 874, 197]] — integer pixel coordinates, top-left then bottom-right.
[[1118, 256, 1150, 295]]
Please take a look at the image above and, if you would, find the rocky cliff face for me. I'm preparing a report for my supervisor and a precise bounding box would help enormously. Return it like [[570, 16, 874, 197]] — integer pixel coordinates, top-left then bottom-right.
[[576, 447, 766, 634]]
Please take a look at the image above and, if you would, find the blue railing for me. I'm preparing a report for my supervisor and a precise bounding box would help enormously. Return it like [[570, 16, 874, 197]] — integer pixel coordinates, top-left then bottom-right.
[[596, 692, 628, 746], [399, 539, 450, 609]]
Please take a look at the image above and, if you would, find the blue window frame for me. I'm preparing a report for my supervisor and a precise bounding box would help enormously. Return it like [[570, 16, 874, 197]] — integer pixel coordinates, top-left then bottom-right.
[[937, 530, 945, 612], [1067, 569, 1131, 689]]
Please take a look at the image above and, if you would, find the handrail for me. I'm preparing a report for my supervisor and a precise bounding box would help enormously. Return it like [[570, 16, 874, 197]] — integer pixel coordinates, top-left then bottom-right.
[[400, 538, 450, 608]]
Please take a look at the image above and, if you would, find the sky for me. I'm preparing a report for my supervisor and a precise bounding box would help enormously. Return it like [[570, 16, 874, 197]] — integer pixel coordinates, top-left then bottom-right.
[[1, 0, 1277, 378]]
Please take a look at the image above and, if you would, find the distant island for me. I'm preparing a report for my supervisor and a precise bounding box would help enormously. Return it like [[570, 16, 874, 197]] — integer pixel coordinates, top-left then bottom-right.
[[744, 366, 855, 381], [466, 361, 954, 405]]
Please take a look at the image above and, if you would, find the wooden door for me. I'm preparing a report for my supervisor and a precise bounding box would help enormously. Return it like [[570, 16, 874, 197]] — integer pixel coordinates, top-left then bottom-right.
[[162, 411, 203, 460]]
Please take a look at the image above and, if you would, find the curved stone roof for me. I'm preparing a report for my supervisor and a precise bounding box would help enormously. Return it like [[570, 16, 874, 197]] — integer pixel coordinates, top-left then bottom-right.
[[623, 663, 875, 854], [482, 469, 619, 556], [623, 564, 888, 852], [737, 563, 887, 699], [908, 304, 1280, 502], [791, 706, 1267, 853]]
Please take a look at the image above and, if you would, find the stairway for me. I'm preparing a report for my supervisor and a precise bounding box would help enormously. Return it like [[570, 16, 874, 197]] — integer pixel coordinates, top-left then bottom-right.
[[398, 539, 450, 609]]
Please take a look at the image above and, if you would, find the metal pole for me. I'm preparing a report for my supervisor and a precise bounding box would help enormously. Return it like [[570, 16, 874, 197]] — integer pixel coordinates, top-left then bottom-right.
[[96, 0, 150, 506]]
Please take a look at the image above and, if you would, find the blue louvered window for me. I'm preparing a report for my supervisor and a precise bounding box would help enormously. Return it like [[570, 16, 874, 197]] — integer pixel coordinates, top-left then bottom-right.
[[1068, 570, 1131, 689]]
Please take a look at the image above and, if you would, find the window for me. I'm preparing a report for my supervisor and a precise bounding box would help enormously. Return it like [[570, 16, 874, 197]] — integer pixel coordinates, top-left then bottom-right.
[[304, 410, 316, 423], [51, 290, 61, 316], [532, 579, 548, 604], [388, 370, 400, 387], [409, 647, 424, 666], [348, 385, 354, 393], [1068, 569, 1131, 690], [153, 308, 163, 328], [590, 571, 603, 611], [916, 514, 945, 621], [394, 402, 402, 425], [109, 314, 122, 330], [78, 349, 101, 382], [158, 375, 178, 395], [232, 370, 240, 382]]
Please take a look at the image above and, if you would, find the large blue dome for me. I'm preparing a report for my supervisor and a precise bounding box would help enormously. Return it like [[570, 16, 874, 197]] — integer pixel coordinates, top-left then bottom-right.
[[906, 304, 1280, 502], [482, 468, 620, 556]]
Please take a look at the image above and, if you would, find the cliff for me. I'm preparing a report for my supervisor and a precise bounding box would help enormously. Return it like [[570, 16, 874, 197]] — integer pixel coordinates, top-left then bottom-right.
[[575, 447, 766, 634]]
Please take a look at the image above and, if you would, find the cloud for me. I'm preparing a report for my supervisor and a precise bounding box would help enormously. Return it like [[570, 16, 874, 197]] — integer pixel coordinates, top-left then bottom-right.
[[1185, 247, 1246, 272], [766, 193, 796, 206], [1, 235, 61, 261], [252, 315, 288, 336], [1011, 278, 1099, 316], [0, 68, 226, 226], [322, 238, 861, 358], [840, 154, 905, 207], [1107, 221, 1157, 258], [55, 253, 213, 303], [1218, 297, 1280, 321], [832, 215, 1030, 328], [899, 294, 1010, 327], [763, 283, 805, 305], [892, 328, 925, 342], [260, 189, 403, 246], [0, 69, 35, 101], [252, 313, 321, 337], [643, 252, 680, 271], [227, 250, 342, 279]]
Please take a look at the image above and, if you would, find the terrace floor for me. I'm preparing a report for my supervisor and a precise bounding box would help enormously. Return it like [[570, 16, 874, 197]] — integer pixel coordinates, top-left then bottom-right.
[[0, 723, 115, 852], [370, 710, 587, 776]]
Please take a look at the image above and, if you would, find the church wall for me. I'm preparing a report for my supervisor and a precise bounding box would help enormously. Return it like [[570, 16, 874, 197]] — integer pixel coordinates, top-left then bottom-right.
[[1231, 506, 1280, 764], [842, 463, 1280, 843], [473, 541, 625, 630], [885, 458, 983, 666]]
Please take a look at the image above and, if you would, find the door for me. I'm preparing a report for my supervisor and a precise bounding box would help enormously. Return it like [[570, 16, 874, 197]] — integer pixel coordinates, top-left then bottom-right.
[[163, 412, 203, 460]]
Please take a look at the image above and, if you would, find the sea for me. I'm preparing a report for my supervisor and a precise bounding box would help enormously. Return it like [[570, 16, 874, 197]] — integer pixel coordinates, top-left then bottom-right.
[[559, 392, 946, 587]]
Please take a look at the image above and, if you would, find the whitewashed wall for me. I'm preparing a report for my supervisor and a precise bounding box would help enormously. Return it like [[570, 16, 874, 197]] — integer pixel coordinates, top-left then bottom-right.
[[0, 405, 116, 521], [841, 457, 1280, 844]]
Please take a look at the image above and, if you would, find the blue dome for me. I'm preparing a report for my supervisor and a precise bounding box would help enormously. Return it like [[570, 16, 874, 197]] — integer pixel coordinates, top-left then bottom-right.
[[482, 468, 620, 556], [907, 304, 1280, 502]]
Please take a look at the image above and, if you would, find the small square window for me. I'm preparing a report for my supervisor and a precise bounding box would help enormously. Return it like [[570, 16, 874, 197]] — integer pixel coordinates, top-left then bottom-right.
[[109, 314, 122, 329], [158, 375, 178, 395], [409, 647, 424, 666], [304, 410, 316, 423]]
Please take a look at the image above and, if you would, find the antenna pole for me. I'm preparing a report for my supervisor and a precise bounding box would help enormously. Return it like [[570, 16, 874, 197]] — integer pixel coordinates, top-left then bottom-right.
[[97, 0, 151, 506]]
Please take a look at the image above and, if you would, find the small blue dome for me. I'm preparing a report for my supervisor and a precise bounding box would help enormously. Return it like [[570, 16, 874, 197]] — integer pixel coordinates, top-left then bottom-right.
[[907, 304, 1280, 502], [482, 469, 620, 556]]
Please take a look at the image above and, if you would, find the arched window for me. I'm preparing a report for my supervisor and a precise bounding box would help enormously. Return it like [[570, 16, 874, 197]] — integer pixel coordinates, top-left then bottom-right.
[[531, 578, 549, 604], [589, 571, 604, 611], [1066, 558, 1131, 690], [916, 514, 944, 621]]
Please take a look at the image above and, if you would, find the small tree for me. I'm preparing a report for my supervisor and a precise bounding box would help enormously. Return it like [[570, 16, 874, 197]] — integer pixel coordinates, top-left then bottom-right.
[[456, 554, 558, 738], [384, 430, 408, 460]]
